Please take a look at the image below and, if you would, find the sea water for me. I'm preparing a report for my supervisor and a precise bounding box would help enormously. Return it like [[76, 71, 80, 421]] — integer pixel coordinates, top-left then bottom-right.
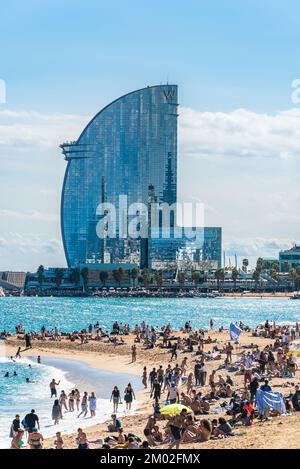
[[0, 296, 299, 333], [0, 351, 141, 449]]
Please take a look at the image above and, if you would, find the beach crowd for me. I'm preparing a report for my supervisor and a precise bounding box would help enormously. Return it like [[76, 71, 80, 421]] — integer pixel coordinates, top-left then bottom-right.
[[3, 318, 300, 449]]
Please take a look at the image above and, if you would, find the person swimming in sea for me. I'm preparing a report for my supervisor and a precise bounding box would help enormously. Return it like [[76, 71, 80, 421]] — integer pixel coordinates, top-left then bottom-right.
[[4, 372, 9, 377], [26, 377, 35, 383]]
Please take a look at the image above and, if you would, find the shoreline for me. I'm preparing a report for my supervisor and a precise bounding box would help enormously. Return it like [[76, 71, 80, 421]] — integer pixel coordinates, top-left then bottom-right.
[[1, 349, 146, 449], [2, 291, 295, 299], [2, 328, 300, 449]]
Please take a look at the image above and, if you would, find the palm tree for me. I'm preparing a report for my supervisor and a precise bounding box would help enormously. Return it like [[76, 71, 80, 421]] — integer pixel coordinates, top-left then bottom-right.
[[252, 269, 261, 291], [70, 268, 80, 287], [130, 268, 138, 287], [290, 265, 300, 290], [214, 268, 224, 292], [54, 268, 64, 288], [141, 268, 150, 286], [80, 267, 89, 293], [231, 268, 239, 292], [99, 270, 109, 286], [256, 258, 264, 271], [177, 271, 185, 287], [191, 270, 200, 285], [154, 270, 163, 286], [112, 269, 123, 286], [37, 265, 44, 286]]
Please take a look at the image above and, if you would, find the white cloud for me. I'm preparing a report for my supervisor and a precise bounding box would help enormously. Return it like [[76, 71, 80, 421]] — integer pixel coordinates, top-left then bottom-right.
[[224, 236, 298, 257], [0, 109, 89, 151], [179, 107, 300, 160], [0, 209, 59, 222], [1, 106, 300, 160]]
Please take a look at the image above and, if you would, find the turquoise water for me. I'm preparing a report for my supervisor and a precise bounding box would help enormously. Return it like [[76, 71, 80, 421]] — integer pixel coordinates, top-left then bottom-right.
[[0, 296, 299, 332]]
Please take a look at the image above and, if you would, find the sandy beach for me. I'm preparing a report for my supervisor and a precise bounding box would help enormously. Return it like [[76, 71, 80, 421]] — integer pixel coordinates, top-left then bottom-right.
[[3, 325, 300, 450]]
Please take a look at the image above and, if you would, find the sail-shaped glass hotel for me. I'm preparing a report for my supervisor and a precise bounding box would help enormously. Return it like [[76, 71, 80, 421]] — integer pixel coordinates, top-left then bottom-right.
[[60, 85, 221, 268]]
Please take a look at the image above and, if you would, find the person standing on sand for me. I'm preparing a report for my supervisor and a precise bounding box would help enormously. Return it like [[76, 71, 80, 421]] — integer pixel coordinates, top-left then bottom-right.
[[54, 431, 64, 449], [77, 392, 88, 418], [88, 392, 97, 417], [131, 344, 137, 362], [52, 399, 63, 425], [226, 342, 233, 363], [59, 390, 68, 411], [76, 428, 89, 449], [75, 389, 81, 411], [68, 390, 76, 411], [168, 409, 187, 449]]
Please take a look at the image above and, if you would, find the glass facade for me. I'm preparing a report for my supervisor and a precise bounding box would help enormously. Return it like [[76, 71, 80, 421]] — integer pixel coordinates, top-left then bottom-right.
[[60, 84, 222, 269], [61, 85, 178, 266], [150, 227, 222, 270]]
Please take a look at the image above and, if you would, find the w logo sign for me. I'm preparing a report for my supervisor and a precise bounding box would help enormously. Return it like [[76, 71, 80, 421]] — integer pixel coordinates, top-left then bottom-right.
[[163, 89, 176, 101]]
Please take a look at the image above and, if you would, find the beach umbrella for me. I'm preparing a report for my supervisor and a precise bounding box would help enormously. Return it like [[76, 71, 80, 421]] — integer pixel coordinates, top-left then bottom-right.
[[160, 404, 192, 415]]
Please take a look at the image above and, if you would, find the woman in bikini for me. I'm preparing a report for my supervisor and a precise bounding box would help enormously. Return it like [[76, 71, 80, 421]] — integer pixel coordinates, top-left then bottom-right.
[[28, 428, 44, 449]]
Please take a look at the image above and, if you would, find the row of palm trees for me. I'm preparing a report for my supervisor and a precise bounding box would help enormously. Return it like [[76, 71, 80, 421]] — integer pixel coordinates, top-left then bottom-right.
[[36, 262, 300, 292]]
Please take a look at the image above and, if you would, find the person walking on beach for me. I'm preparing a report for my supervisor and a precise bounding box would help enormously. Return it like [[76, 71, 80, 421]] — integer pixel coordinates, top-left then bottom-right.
[[124, 383, 135, 411], [170, 343, 177, 360], [150, 378, 161, 401], [59, 390, 68, 411], [10, 414, 21, 438], [88, 392, 97, 417], [149, 368, 157, 391], [68, 390, 76, 411], [23, 409, 39, 433], [142, 366, 147, 388], [11, 429, 25, 449], [75, 389, 81, 411], [111, 386, 121, 413], [167, 381, 179, 404], [50, 379, 60, 398], [52, 399, 63, 425], [78, 392, 88, 418], [131, 344, 137, 362]]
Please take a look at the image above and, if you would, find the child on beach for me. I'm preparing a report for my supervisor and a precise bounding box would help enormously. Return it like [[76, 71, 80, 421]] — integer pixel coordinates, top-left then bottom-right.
[[54, 432, 64, 449]]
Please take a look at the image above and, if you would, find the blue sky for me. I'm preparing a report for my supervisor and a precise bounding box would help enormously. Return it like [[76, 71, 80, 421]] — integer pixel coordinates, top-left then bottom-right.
[[1, 0, 300, 270]]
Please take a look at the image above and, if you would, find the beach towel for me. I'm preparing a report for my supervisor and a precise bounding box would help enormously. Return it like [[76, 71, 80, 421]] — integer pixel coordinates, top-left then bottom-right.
[[230, 323, 242, 341], [256, 389, 286, 415]]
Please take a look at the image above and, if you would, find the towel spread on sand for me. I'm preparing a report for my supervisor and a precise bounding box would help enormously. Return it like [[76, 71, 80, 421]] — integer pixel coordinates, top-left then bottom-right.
[[256, 389, 286, 414]]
